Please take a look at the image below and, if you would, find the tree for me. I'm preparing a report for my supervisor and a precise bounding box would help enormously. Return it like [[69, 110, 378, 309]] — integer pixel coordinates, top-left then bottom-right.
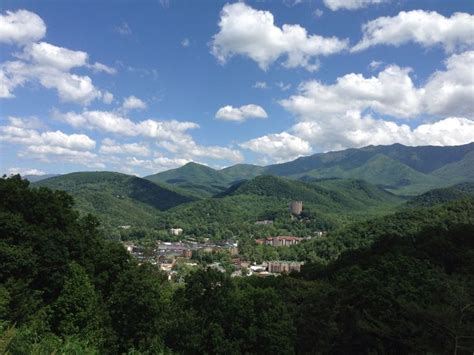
[[51, 262, 104, 346]]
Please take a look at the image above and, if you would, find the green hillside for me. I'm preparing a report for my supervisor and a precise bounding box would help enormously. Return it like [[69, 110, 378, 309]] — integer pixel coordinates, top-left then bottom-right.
[[145, 162, 265, 197], [220, 163, 265, 182], [431, 151, 474, 183], [225, 175, 401, 209], [266, 142, 474, 176], [166, 175, 403, 239], [407, 182, 474, 207], [264, 142, 474, 195], [34, 172, 196, 227], [145, 162, 229, 197], [23, 173, 61, 182], [144, 143, 474, 198]]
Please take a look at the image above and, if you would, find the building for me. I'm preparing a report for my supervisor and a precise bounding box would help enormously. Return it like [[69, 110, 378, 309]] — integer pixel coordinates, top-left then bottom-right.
[[267, 261, 304, 274], [255, 220, 274, 225], [169, 228, 183, 236], [255, 236, 304, 247], [182, 249, 193, 258], [289, 201, 303, 215]]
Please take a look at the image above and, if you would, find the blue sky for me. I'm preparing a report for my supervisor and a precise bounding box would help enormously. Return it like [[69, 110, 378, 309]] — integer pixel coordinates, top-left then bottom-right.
[[1, 0, 473, 176]]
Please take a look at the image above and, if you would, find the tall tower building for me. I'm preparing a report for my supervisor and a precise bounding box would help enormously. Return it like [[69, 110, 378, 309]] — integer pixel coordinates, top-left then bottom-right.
[[289, 201, 303, 216]]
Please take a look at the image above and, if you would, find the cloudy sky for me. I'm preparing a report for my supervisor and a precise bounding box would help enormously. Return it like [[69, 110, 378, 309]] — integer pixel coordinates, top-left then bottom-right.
[[1, 0, 473, 176]]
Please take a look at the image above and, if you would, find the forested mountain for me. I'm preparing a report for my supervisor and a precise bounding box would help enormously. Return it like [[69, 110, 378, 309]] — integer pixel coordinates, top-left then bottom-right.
[[266, 142, 474, 195], [146, 143, 474, 197], [407, 182, 474, 207], [24, 171, 403, 234], [23, 174, 60, 182], [1, 176, 473, 353], [33, 172, 195, 227], [145, 162, 264, 197], [165, 176, 403, 239]]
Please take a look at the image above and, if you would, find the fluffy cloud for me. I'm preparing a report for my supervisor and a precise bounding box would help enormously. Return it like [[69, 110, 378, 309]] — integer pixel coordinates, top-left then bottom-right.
[[281, 65, 422, 119], [291, 113, 474, 151], [0, 9, 46, 45], [102, 91, 114, 104], [423, 51, 474, 118], [275, 52, 474, 153], [21, 42, 88, 70], [241, 132, 312, 163], [7, 167, 46, 176], [353, 10, 474, 52], [0, 117, 95, 150], [0, 10, 115, 104], [56, 110, 198, 141], [56, 110, 243, 162], [211, 3, 347, 71], [122, 95, 147, 110], [215, 104, 268, 122], [110, 155, 191, 174], [89, 62, 117, 75], [159, 138, 243, 162], [0, 117, 101, 167], [99, 138, 150, 156], [324, 0, 387, 11], [281, 51, 474, 121]]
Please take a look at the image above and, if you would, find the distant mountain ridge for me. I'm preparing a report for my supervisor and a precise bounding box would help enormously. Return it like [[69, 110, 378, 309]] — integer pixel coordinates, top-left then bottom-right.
[[33, 171, 196, 227], [24, 174, 60, 182], [145, 142, 474, 196]]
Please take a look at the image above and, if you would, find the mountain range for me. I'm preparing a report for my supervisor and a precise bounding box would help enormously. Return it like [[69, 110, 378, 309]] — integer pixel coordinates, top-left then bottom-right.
[[29, 143, 473, 229], [146, 142, 474, 196]]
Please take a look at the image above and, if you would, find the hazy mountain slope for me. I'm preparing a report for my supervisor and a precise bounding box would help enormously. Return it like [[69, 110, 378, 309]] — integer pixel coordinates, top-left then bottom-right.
[[145, 162, 230, 197], [407, 182, 474, 207], [34, 172, 196, 227], [220, 164, 265, 182], [23, 174, 60, 182], [266, 143, 474, 177], [146, 162, 265, 197], [295, 154, 440, 189], [430, 151, 474, 183], [219, 175, 403, 213]]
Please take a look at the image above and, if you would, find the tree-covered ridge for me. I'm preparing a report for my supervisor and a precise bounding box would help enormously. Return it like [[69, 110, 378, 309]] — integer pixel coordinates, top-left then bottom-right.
[[164, 175, 404, 240], [289, 196, 474, 264], [33, 171, 196, 228], [1, 176, 473, 354], [407, 182, 474, 207], [146, 142, 474, 197], [145, 162, 264, 198]]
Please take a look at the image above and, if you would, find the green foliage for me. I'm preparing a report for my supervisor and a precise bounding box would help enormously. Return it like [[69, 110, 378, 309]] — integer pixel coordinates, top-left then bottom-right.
[[166, 269, 295, 354], [51, 262, 104, 345], [146, 162, 265, 198], [266, 142, 474, 195], [407, 182, 474, 207], [34, 171, 195, 228], [2, 174, 474, 354]]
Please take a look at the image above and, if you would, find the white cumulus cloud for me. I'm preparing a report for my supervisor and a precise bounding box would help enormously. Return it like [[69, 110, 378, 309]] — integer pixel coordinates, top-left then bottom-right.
[[215, 104, 268, 122], [7, 167, 46, 176], [353, 10, 474, 52], [0, 10, 115, 105], [0, 116, 101, 167], [211, 3, 348, 71], [122, 95, 147, 110], [324, 0, 388, 11], [99, 138, 150, 156], [241, 132, 312, 163], [0, 9, 46, 45]]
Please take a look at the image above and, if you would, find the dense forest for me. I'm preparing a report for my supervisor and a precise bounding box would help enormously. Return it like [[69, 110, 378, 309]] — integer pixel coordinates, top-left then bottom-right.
[[1, 175, 473, 354]]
